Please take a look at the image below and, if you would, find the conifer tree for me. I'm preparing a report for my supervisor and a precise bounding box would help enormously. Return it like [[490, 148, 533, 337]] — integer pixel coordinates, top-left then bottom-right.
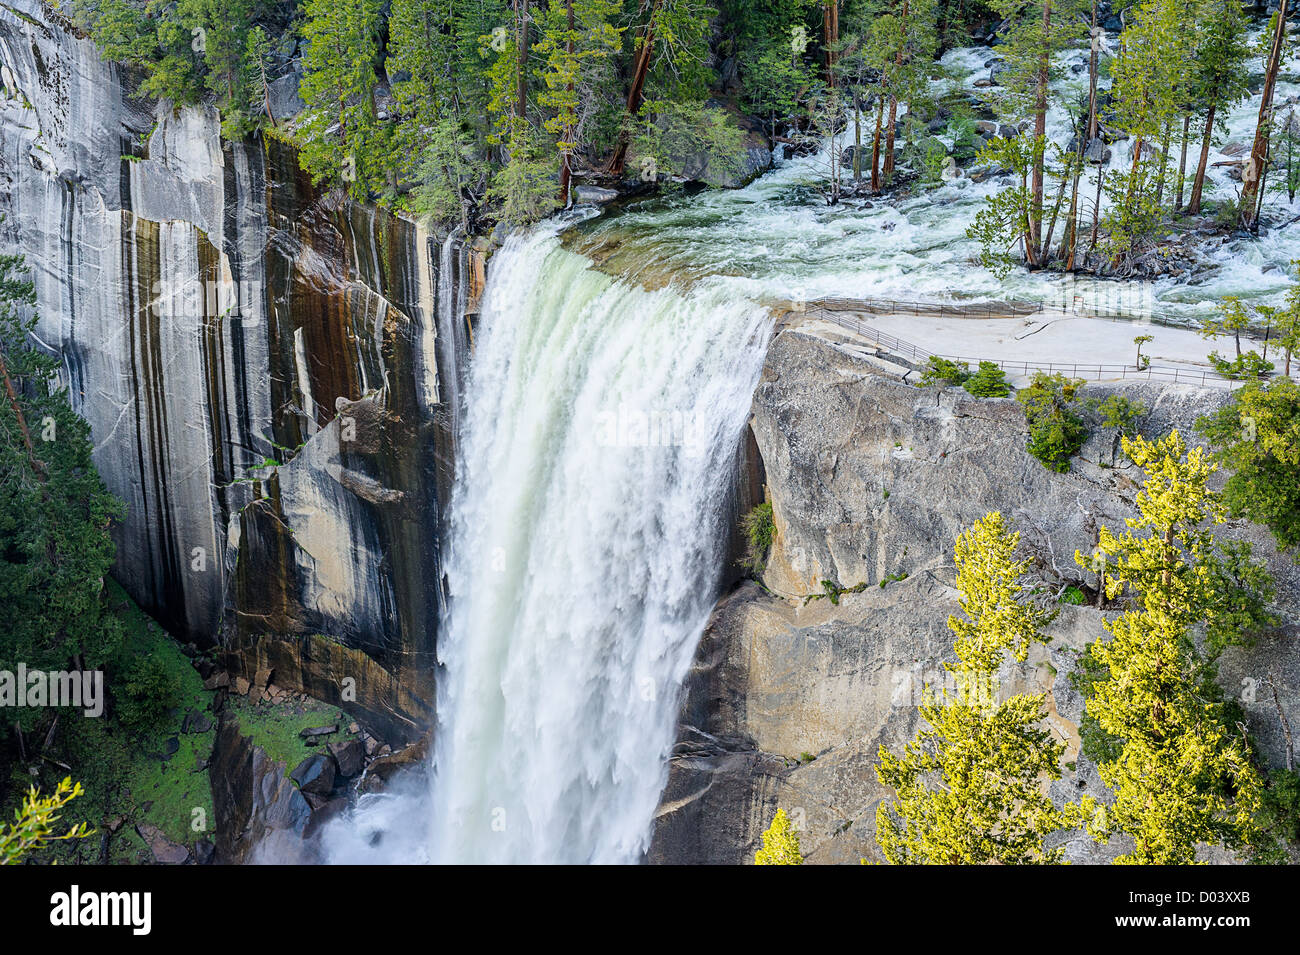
[[1070, 432, 1273, 863], [984, 0, 1088, 264], [754, 808, 804, 864], [298, 0, 386, 198], [1199, 377, 1300, 554], [1185, 0, 1250, 215], [876, 513, 1066, 864]]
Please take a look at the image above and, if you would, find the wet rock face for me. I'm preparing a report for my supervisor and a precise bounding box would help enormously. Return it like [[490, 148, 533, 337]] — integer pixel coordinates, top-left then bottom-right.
[[0, 0, 458, 743], [651, 329, 1300, 864]]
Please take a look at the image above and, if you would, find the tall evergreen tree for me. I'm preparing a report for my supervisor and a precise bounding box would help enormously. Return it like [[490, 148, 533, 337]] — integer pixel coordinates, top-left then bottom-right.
[[0, 252, 124, 733], [876, 513, 1066, 864], [1071, 432, 1273, 863], [298, 0, 387, 198]]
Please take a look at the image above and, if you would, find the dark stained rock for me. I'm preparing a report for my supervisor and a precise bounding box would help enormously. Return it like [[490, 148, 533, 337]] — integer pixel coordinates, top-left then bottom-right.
[[182, 709, 213, 734], [299, 724, 338, 740], [193, 838, 215, 865], [210, 719, 315, 863], [136, 824, 190, 865], [328, 739, 365, 778], [290, 753, 337, 796]]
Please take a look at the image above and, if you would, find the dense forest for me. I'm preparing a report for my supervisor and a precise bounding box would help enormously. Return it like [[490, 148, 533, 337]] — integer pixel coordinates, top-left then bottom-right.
[[67, 0, 1300, 276]]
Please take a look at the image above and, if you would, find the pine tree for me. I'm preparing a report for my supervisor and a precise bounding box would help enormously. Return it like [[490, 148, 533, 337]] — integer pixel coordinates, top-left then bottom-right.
[[1070, 432, 1273, 863], [754, 807, 804, 864], [1185, 0, 1250, 216], [1199, 377, 1300, 555], [298, 0, 386, 198], [535, 0, 622, 205], [985, 0, 1088, 265], [0, 252, 125, 737], [876, 513, 1066, 864]]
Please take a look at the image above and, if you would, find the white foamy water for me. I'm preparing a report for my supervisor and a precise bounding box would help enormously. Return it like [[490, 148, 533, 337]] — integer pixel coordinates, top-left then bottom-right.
[[323, 227, 769, 863]]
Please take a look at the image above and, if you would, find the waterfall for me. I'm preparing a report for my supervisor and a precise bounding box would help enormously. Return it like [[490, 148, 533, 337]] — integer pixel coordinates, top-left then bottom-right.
[[322, 226, 770, 863], [429, 228, 769, 863]]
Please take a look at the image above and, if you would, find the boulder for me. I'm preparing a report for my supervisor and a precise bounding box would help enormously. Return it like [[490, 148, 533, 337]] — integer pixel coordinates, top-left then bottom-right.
[[136, 824, 190, 865], [182, 709, 213, 734], [267, 70, 304, 122], [1084, 137, 1112, 165], [573, 185, 619, 205], [328, 739, 365, 778], [290, 753, 337, 797]]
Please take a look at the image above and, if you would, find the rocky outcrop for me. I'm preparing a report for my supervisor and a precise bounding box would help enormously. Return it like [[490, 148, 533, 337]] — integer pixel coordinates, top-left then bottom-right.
[[0, 0, 464, 744], [650, 327, 1300, 864]]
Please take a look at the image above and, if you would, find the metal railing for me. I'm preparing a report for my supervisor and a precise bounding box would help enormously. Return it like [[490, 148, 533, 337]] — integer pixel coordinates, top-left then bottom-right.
[[787, 295, 1237, 335], [811, 308, 1248, 389]]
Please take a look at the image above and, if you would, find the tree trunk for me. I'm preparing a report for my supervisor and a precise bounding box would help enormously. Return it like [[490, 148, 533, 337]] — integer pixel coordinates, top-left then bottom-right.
[[1029, 0, 1052, 262], [824, 1, 839, 87], [1174, 114, 1190, 212], [1088, 160, 1104, 254], [1087, 3, 1099, 141], [1154, 121, 1171, 207], [871, 93, 884, 193], [1187, 101, 1217, 215], [1241, 0, 1289, 230], [882, 0, 909, 182], [853, 90, 863, 181], [883, 95, 899, 181], [607, 0, 662, 175], [559, 0, 575, 207], [514, 0, 530, 123]]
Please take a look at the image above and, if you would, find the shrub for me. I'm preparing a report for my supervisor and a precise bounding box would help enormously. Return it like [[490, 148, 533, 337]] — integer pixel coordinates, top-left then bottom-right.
[[1210, 350, 1274, 380], [115, 654, 183, 734], [1017, 372, 1088, 472], [1097, 394, 1147, 436], [740, 501, 775, 575], [1058, 585, 1087, 605], [919, 355, 971, 387], [963, 361, 1012, 397]]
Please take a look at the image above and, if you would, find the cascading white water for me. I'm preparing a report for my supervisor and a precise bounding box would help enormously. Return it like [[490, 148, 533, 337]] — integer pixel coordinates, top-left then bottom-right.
[[425, 228, 769, 863], [320, 224, 770, 864]]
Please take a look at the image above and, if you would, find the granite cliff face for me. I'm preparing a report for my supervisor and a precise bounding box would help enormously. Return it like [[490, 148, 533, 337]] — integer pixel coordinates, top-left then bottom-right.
[[651, 324, 1300, 864], [0, 0, 466, 745]]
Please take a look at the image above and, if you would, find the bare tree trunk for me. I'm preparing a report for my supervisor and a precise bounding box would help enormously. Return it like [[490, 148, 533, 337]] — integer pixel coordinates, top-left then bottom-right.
[[871, 93, 884, 193], [1174, 114, 1190, 212], [1187, 102, 1217, 215], [1241, 0, 1289, 230], [1088, 160, 1104, 256], [1029, 0, 1052, 262], [607, 0, 662, 175], [853, 90, 863, 181], [882, 0, 909, 182]]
